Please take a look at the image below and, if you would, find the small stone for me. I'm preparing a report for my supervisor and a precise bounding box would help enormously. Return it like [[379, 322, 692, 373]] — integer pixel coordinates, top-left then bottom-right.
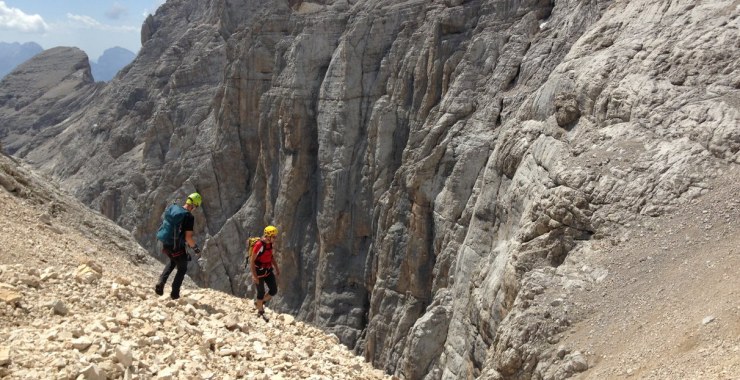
[[218, 348, 238, 356], [74, 264, 102, 284], [568, 352, 589, 372], [156, 367, 176, 380], [0, 346, 10, 366], [702, 316, 716, 325], [115, 345, 134, 367], [281, 314, 295, 325], [80, 364, 106, 380], [51, 300, 69, 316], [556, 346, 569, 359], [40, 268, 59, 281], [72, 337, 93, 350], [0, 288, 22, 305], [222, 315, 240, 331]]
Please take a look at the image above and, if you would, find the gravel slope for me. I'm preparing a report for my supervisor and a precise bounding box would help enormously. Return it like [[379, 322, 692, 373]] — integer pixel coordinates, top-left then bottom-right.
[[0, 154, 391, 380], [564, 165, 740, 379]]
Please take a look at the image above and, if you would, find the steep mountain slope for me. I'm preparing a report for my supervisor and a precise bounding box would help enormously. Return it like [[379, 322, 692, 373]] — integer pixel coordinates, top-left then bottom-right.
[[0, 153, 389, 379], [0, 47, 102, 155], [482, 165, 740, 379], [0, 0, 738, 378], [566, 171, 740, 379]]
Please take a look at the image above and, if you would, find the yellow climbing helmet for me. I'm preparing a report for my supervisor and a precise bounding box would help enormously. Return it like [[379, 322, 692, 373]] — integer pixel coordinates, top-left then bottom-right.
[[264, 225, 278, 237], [186, 192, 202, 207]]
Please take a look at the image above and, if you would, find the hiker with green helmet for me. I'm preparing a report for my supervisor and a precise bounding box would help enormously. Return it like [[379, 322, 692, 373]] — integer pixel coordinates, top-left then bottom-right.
[[250, 225, 281, 318], [154, 192, 202, 300]]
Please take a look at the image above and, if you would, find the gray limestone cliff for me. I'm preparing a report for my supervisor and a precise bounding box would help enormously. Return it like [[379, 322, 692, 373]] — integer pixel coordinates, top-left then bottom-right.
[[1, 0, 738, 379], [0, 47, 101, 155]]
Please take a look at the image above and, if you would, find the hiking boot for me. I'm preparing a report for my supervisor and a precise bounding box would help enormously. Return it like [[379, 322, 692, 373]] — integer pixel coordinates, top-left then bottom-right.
[[154, 283, 164, 296], [170, 292, 180, 300]]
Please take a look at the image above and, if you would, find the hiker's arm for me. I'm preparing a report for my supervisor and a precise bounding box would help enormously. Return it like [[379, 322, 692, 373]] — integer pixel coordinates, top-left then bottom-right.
[[272, 258, 280, 276], [184, 231, 197, 249]]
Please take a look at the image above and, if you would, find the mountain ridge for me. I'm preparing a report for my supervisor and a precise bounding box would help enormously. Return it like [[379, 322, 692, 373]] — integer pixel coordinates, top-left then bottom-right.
[[0, 0, 738, 378], [0, 42, 135, 82]]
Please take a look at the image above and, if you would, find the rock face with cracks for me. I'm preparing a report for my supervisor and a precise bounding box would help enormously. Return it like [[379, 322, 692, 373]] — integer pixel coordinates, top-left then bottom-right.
[[0, 0, 739, 379]]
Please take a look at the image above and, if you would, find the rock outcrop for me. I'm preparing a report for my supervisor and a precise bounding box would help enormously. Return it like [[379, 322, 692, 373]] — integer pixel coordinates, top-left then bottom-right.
[[1, 0, 738, 379], [0, 47, 101, 155]]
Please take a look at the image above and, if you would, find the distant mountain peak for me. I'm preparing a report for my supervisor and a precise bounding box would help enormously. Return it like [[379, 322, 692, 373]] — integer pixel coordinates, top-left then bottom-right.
[[91, 46, 136, 82], [0, 41, 44, 78]]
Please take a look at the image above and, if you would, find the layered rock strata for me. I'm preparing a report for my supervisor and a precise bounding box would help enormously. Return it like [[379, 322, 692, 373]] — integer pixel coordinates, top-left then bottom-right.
[[0, 0, 738, 378], [0, 47, 101, 155]]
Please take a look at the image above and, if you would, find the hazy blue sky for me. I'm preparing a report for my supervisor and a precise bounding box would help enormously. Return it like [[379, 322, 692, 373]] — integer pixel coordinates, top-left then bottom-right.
[[0, 0, 165, 60]]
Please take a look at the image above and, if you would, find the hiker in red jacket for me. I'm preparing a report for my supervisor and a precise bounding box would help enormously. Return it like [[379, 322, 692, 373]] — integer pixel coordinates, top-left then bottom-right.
[[250, 225, 280, 318]]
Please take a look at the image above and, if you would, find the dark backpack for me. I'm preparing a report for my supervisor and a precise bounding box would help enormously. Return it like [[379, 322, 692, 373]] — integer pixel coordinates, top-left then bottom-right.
[[156, 204, 189, 249]]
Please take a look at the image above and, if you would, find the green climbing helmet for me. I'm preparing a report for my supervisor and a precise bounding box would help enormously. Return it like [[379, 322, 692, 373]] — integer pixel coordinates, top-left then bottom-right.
[[186, 192, 202, 207]]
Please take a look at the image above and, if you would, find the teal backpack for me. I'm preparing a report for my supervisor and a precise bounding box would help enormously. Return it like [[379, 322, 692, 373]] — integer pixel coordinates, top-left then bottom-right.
[[156, 204, 189, 248]]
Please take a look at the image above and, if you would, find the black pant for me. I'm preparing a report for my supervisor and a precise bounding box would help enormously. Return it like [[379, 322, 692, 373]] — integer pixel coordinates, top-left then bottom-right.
[[158, 250, 188, 298], [256, 271, 278, 300]]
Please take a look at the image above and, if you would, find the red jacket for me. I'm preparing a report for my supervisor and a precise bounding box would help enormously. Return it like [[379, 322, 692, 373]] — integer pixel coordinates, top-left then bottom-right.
[[252, 239, 273, 268]]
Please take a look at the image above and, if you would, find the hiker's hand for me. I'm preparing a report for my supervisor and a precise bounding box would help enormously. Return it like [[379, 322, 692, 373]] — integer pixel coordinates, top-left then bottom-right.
[[252, 277, 259, 284], [192, 245, 201, 254]]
